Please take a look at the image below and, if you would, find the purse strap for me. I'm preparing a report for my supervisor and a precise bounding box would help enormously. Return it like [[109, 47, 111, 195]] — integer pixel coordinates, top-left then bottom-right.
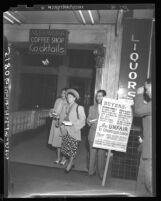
[[76, 105, 79, 120]]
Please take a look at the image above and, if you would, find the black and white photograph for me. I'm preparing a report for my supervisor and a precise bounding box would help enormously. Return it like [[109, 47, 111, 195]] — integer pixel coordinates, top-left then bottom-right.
[[3, 4, 155, 197]]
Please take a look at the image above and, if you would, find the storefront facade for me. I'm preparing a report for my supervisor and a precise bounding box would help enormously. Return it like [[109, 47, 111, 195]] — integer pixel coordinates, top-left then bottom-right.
[[4, 7, 154, 181]]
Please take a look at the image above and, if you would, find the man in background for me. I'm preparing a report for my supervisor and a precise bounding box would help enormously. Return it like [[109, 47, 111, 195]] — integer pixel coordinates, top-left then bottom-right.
[[87, 90, 107, 180], [134, 79, 152, 196]]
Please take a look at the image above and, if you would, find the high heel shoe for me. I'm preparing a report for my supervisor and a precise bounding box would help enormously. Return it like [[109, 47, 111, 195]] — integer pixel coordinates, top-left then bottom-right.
[[54, 159, 61, 164], [60, 160, 67, 166], [64, 164, 75, 174]]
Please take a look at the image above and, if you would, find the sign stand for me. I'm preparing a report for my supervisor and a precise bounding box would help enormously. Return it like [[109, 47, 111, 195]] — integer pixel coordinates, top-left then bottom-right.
[[92, 97, 133, 187], [102, 149, 111, 187]]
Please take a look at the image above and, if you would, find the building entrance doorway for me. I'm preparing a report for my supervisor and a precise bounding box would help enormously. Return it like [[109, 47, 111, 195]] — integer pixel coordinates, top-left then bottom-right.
[[19, 73, 57, 110], [69, 76, 95, 114]]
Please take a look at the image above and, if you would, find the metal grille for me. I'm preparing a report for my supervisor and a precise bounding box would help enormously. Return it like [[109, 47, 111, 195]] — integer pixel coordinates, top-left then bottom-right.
[[111, 118, 142, 180]]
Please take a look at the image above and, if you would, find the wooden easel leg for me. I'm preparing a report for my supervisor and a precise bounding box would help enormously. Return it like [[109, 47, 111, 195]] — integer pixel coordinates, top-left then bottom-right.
[[102, 149, 111, 186]]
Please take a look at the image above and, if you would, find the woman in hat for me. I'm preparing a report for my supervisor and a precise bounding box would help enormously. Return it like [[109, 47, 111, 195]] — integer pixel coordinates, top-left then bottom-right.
[[48, 88, 67, 164], [59, 89, 86, 173]]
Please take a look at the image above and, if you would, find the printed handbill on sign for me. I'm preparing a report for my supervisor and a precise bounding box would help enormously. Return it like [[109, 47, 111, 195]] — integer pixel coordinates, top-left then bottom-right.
[[93, 97, 133, 152]]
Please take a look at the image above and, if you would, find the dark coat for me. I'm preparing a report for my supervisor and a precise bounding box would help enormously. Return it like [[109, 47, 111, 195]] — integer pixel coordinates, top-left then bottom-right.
[[134, 94, 152, 159], [87, 104, 99, 143]]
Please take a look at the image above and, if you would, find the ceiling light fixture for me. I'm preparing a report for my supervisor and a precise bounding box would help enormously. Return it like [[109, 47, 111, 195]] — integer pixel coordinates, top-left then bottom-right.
[[78, 10, 86, 24], [88, 10, 95, 24], [5, 11, 21, 23], [3, 15, 14, 24], [13, 11, 26, 23]]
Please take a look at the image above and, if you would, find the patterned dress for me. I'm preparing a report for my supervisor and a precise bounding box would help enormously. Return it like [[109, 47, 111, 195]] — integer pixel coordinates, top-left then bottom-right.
[[60, 103, 79, 158]]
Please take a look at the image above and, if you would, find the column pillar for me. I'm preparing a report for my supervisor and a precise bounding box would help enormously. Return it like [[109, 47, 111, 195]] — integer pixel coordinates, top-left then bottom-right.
[[94, 44, 106, 97], [101, 25, 123, 99], [94, 68, 103, 95]]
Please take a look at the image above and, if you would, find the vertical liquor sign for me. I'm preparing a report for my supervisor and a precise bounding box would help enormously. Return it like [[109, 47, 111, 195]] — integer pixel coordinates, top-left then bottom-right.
[[118, 19, 152, 100]]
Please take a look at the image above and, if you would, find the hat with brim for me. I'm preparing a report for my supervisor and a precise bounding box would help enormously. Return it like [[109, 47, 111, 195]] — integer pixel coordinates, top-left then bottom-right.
[[66, 89, 80, 100]]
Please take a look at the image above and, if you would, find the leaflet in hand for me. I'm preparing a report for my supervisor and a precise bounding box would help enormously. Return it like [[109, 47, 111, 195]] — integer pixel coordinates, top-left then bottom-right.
[[62, 121, 72, 126], [89, 119, 98, 122], [52, 112, 57, 115]]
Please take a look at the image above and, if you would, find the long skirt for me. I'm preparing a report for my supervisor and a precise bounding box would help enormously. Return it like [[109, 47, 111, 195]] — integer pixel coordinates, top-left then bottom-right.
[[61, 133, 78, 158], [48, 120, 62, 148]]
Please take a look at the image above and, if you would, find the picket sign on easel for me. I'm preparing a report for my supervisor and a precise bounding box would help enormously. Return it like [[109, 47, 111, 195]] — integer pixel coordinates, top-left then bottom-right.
[[92, 97, 133, 186]]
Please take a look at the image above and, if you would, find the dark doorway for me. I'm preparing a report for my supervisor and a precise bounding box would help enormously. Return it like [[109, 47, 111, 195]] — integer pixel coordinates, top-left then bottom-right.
[[69, 77, 94, 115], [19, 73, 57, 110]]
